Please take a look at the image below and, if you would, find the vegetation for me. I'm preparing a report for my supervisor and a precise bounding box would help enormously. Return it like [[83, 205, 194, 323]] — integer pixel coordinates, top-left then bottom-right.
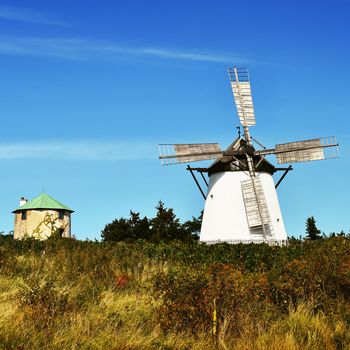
[[1, 233, 350, 349], [305, 216, 322, 240], [101, 201, 200, 243]]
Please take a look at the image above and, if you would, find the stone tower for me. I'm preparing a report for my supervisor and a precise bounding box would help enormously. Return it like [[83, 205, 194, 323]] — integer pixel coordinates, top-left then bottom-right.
[[12, 193, 74, 240]]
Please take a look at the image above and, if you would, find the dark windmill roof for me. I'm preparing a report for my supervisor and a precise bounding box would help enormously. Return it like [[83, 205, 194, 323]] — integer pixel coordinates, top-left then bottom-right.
[[207, 137, 276, 176]]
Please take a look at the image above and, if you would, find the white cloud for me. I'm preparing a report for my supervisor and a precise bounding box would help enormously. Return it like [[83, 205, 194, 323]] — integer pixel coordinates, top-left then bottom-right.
[[0, 6, 67, 26], [103, 45, 243, 63], [0, 36, 249, 64], [0, 141, 156, 161]]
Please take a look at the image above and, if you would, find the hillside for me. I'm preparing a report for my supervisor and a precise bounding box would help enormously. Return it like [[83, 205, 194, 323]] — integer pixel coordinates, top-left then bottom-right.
[[1, 236, 350, 349]]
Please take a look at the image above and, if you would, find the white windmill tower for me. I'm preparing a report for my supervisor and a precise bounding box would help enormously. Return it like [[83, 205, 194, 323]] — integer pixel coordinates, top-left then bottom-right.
[[159, 68, 339, 244]]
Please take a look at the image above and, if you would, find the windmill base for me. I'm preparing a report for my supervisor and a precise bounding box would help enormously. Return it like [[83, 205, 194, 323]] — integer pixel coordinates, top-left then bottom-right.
[[200, 171, 288, 244]]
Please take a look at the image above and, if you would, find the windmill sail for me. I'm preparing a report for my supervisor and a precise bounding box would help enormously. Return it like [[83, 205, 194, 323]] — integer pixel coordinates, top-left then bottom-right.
[[275, 139, 324, 164], [158, 143, 222, 165], [254, 136, 339, 164], [228, 67, 256, 127], [274, 137, 338, 164], [241, 177, 273, 237]]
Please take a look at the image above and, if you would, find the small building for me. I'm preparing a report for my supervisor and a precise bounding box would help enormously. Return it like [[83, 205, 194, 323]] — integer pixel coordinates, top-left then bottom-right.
[[12, 193, 74, 240]]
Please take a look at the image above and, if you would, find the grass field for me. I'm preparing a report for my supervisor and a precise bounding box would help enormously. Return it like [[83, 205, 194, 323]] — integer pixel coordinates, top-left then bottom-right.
[[1, 235, 350, 349]]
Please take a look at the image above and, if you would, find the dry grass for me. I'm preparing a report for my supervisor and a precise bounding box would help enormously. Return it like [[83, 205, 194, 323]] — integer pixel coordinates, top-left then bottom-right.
[[1, 277, 349, 350], [1, 237, 350, 349]]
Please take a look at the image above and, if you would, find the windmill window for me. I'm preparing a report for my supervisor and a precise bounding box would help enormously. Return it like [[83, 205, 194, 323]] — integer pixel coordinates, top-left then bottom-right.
[[58, 211, 64, 220], [250, 224, 271, 237], [250, 225, 264, 236], [21, 212, 27, 220]]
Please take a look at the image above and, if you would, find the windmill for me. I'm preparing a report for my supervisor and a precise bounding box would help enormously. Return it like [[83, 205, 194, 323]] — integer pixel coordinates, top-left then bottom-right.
[[158, 68, 339, 244]]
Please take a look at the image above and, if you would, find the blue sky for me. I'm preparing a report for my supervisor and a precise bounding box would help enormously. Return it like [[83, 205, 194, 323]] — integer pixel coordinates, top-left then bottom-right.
[[0, 0, 349, 239]]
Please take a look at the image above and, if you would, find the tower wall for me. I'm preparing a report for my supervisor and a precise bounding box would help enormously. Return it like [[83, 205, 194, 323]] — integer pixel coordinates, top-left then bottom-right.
[[14, 210, 71, 240], [200, 171, 287, 243]]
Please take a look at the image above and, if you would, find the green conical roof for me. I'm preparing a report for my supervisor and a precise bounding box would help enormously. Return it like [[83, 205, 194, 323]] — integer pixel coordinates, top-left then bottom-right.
[[13, 193, 74, 213]]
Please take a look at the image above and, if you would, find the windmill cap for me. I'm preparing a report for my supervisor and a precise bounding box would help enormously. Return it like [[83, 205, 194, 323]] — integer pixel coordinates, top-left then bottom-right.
[[12, 193, 74, 213]]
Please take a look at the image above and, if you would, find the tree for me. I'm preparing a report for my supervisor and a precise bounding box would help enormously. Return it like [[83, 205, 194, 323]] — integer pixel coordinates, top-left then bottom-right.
[[101, 217, 130, 242], [101, 202, 198, 243], [337, 230, 346, 237], [305, 216, 322, 240], [182, 211, 202, 241], [101, 211, 150, 242], [128, 211, 150, 240], [150, 201, 192, 242]]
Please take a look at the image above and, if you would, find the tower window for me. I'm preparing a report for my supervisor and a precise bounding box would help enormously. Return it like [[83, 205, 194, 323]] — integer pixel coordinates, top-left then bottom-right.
[[58, 211, 64, 220], [21, 212, 27, 220]]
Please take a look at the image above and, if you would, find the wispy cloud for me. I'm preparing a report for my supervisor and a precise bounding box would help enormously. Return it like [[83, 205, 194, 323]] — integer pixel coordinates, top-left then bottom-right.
[[0, 141, 156, 161], [0, 6, 67, 26], [103, 46, 241, 63], [0, 36, 248, 63]]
